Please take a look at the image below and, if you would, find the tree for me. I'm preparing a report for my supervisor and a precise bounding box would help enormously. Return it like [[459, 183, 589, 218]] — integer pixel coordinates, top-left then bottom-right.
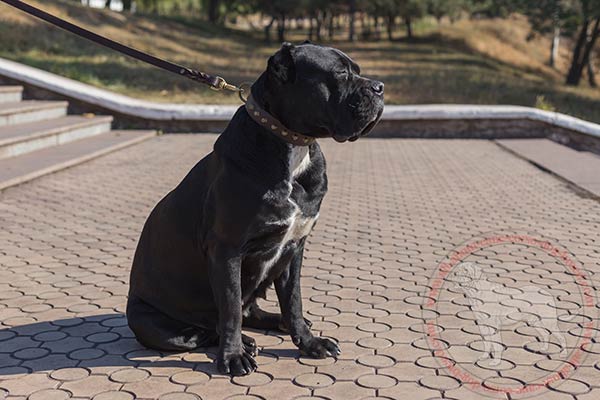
[[254, 0, 302, 42], [365, 0, 389, 40], [428, 0, 470, 24], [365, 0, 393, 40], [367, 0, 423, 41], [398, 0, 426, 39], [348, 0, 357, 41], [589, 55, 597, 87], [469, 0, 521, 18], [522, 0, 573, 68], [207, 0, 220, 22], [565, 0, 600, 85]]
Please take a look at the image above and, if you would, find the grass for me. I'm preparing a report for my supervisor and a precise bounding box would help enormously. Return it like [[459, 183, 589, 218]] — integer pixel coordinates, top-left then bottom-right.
[[1, 0, 599, 123]]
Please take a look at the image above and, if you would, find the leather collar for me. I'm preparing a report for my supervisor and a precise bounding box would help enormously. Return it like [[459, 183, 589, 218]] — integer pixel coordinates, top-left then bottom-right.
[[245, 94, 316, 146]]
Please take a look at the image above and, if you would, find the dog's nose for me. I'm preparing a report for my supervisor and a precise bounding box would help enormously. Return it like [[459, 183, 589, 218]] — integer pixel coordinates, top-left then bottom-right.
[[371, 81, 384, 96]]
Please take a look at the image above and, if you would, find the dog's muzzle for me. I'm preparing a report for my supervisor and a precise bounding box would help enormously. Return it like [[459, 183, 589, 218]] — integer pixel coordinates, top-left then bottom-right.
[[349, 79, 385, 141]]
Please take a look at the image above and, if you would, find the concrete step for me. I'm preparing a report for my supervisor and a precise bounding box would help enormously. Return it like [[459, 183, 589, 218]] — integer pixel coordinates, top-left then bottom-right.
[[497, 138, 600, 197], [0, 86, 23, 103], [0, 101, 68, 127], [0, 115, 113, 159], [0, 130, 156, 190]]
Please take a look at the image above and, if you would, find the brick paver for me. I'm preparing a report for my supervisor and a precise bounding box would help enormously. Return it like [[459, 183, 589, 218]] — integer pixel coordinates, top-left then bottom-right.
[[0, 135, 599, 399]]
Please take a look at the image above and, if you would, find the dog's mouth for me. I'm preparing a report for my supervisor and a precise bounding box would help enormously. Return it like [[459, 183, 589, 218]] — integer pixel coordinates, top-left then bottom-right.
[[341, 108, 383, 143], [361, 109, 383, 135]]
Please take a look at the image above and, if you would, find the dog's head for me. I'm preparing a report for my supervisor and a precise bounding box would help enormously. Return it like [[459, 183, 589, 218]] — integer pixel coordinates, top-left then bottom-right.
[[259, 42, 384, 143]]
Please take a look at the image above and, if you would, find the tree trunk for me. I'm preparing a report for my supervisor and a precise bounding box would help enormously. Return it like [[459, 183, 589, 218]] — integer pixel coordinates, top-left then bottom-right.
[[405, 17, 413, 40], [208, 0, 219, 23], [550, 26, 560, 68], [105, 0, 112, 9], [588, 58, 597, 87], [277, 14, 286, 43], [567, 17, 600, 86], [316, 12, 323, 42], [567, 18, 591, 85], [386, 14, 394, 41], [360, 13, 368, 39], [309, 16, 314, 41], [328, 12, 335, 40], [374, 15, 381, 40], [348, 0, 356, 42], [264, 16, 275, 43]]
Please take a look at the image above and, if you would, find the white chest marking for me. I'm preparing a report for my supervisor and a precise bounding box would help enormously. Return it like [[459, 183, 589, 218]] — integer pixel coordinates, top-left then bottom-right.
[[258, 211, 318, 282], [256, 145, 316, 283], [289, 146, 311, 179]]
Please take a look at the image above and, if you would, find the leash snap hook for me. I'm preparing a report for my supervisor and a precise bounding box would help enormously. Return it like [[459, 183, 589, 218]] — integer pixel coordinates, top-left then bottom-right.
[[211, 76, 239, 92], [211, 76, 249, 104]]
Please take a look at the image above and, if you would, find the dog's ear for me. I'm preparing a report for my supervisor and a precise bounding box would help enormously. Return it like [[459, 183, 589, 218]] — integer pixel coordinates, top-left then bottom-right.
[[268, 42, 296, 84]]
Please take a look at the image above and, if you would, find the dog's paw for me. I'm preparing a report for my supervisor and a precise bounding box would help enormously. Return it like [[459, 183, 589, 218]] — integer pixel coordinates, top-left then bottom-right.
[[217, 350, 257, 376], [242, 334, 258, 357], [299, 337, 341, 359]]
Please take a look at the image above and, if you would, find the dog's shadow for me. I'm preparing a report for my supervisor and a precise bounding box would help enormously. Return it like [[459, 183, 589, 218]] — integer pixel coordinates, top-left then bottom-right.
[[0, 314, 290, 377]]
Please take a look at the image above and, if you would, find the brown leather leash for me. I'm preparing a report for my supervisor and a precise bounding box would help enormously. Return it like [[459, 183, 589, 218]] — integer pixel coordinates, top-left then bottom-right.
[[0, 0, 247, 101]]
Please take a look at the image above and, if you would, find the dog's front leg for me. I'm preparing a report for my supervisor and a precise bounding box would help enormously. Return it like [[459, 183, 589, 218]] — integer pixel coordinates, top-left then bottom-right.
[[275, 242, 341, 359], [209, 246, 257, 376]]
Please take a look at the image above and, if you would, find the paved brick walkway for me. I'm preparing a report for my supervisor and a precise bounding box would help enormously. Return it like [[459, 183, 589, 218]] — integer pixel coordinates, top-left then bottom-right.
[[0, 135, 599, 400]]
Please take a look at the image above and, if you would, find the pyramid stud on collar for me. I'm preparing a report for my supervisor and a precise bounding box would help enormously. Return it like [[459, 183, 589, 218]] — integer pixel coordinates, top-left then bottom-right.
[[271, 125, 277, 130], [254, 111, 259, 116], [281, 131, 288, 136], [292, 135, 298, 140], [261, 118, 267, 123]]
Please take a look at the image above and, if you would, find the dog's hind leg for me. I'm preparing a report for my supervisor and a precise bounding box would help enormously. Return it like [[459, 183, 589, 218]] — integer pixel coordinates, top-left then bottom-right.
[[127, 295, 218, 352]]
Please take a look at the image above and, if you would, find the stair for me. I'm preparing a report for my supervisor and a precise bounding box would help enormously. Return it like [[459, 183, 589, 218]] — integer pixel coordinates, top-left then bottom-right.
[[0, 101, 69, 126], [0, 84, 156, 190], [0, 116, 113, 158], [0, 86, 23, 103]]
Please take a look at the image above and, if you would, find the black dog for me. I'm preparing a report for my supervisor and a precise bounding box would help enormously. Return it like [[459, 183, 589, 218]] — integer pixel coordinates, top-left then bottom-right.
[[127, 42, 384, 376]]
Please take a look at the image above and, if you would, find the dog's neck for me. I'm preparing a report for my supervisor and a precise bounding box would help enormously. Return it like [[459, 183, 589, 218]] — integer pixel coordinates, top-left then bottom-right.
[[214, 94, 315, 184], [245, 95, 312, 180], [247, 77, 316, 147], [245, 95, 315, 147]]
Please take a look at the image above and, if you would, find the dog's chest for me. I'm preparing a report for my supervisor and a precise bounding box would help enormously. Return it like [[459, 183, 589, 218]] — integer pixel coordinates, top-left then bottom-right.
[[252, 146, 319, 282]]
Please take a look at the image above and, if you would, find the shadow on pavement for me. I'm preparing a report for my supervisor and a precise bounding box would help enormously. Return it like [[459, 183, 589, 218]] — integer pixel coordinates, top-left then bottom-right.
[[0, 314, 225, 376]]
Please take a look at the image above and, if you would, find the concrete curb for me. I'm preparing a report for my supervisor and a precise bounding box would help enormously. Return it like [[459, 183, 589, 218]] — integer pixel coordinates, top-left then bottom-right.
[[0, 57, 238, 121], [1, 56, 599, 140]]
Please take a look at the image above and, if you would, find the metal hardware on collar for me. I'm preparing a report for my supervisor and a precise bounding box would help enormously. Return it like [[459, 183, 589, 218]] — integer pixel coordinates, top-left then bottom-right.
[[0, 0, 246, 99], [237, 82, 252, 103], [245, 95, 316, 146]]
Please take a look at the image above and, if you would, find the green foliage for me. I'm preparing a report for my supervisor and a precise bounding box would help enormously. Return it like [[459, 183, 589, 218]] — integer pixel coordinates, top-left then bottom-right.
[[468, 0, 521, 18], [427, 0, 470, 22], [535, 95, 557, 111], [519, 1, 585, 38]]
